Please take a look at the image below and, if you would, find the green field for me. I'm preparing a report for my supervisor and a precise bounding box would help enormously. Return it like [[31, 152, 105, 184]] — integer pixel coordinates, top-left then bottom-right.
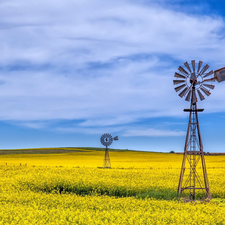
[[0, 148, 225, 224]]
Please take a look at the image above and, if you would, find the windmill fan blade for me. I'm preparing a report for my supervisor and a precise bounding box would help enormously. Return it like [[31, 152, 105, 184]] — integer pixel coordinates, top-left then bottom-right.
[[197, 61, 203, 73], [184, 62, 192, 73], [191, 60, 195, 73], [185, 90, 191, 101], [203, 78, 216, 82], [200, 87, 211, 96], [199, 64, 210, 75], [202, 84, 215, 90], [174, 72, 186, 79], [173, 80, 186, 85], [178, 66, 188, 75], [174, 84, 186, 92], [179, 87, 188, 98], [203, 70, 214, 78], [197, 90, 205, 101]]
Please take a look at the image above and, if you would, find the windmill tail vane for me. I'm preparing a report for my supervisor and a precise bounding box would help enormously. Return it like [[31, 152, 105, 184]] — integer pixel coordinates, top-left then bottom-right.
[[114, 136, 119, 141], [214, 67, 225, 82]]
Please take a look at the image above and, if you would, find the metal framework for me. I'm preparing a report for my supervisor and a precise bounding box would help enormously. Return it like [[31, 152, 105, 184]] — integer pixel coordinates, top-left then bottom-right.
[[178, 85, 211, 200]]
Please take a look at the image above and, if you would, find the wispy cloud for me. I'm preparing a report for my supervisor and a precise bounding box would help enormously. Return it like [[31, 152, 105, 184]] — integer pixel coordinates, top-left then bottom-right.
[[123, 128, 186, 137]]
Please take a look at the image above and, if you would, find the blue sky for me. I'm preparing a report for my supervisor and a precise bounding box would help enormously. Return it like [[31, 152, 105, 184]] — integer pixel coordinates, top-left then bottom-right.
[[0, 0, 225, 152]]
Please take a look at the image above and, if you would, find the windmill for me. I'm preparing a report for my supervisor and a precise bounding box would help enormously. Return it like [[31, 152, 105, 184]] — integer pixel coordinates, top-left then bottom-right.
[[100, 133, 119, 168], [173, 60, 215, 200]]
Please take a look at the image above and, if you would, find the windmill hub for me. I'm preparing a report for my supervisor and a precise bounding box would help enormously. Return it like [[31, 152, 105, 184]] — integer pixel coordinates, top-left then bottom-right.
[[190, 73, 196, 84]]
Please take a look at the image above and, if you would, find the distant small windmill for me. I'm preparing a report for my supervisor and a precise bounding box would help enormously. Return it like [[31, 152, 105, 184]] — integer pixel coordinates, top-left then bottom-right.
[[100, 133, 119, 168]]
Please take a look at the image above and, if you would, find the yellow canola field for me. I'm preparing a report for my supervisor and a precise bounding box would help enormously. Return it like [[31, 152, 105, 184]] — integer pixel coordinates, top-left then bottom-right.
[[0, 149, 183, 168], [0, 148, 225, 224]]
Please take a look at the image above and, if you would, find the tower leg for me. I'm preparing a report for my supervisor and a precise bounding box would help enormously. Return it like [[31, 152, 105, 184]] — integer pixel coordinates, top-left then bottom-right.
[[178, 110, 191, 198]]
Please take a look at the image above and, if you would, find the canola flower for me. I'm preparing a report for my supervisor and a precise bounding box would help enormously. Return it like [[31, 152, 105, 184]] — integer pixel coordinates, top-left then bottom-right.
[[0, 149, 225, 224]]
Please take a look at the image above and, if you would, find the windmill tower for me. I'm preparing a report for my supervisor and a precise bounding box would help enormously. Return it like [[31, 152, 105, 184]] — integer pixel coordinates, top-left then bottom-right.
[[173, 60, 215, 200], [100, 133, 119, 168]]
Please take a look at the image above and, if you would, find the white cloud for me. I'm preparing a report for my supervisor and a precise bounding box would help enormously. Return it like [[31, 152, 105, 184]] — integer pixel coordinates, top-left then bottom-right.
[[10, 121, 49, 129], [123, 128, 186, 137]]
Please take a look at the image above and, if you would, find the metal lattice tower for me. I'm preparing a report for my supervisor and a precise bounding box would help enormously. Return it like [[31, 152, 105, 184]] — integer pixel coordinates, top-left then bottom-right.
[[173, 60, 214, 200]]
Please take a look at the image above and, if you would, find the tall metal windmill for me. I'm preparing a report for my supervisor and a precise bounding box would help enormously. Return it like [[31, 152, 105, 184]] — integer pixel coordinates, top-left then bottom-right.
[[100, 133, 119, 168], [173, 60, 215, 200]]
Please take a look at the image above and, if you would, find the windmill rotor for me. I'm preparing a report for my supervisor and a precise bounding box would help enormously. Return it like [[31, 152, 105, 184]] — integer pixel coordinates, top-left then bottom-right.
[[100, 133, 113, 147], [173, 60, 215, 102]]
